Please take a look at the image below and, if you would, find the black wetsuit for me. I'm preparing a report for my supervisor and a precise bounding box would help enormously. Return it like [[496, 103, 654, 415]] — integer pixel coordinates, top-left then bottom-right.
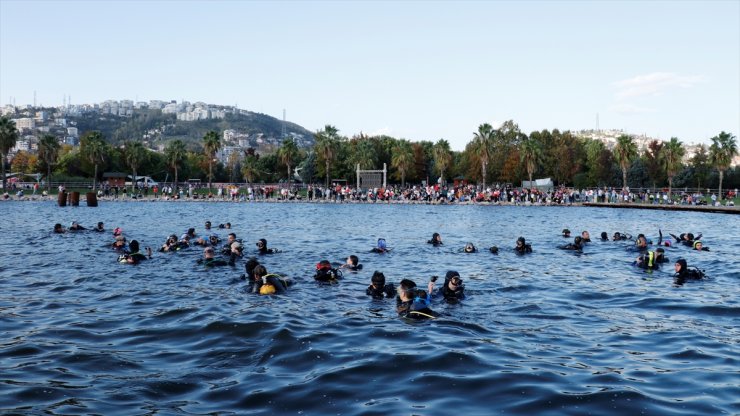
[[396, 298, 438, 319], [438, 282, 465, 301], [366, 283, 395, 299], [315, 268, 341, 282], [559, 243, 582, 251], [199, 257, 229, 267], [249, 275, 289, 294], [121, 251, 148, 264], [515, 244, 533, 254], [635, 251, 667, 270]]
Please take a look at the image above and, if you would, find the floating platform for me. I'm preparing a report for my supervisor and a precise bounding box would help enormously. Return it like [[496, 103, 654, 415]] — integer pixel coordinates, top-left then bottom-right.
[[582, 202, 738, 215]]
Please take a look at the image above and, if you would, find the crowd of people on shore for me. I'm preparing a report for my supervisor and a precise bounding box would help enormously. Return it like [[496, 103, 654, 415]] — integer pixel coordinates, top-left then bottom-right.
[[52, 218, 710, 320]]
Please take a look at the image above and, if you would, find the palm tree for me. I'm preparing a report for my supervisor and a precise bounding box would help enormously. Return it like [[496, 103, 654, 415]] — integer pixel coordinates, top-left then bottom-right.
[[0, 116, 19, 190], [314, 125, 339, 187], [202, 130, 221, 191], [433, 139, 452, 185], [709, 131, 738, 200], [519, 136, 543, 188], [391, 140, 415, 187], [471, 123, 495, 188], [241, 154, 259, 184], [662, 137, 685, 199], [613, 134, 638, 191], [37, 134, 60, 192], [164, 140, 187, 187], [123, 141, 147, 193], [80, 131, 107, 190], [276, 137, 299, 182]]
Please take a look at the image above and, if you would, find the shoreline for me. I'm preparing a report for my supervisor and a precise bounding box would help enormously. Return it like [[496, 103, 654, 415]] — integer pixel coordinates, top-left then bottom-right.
[[3, 195, 738, 213]]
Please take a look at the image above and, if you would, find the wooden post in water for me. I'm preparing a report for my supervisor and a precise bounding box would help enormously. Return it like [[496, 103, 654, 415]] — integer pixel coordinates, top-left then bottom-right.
[[70, 191, 80, 206], [57, 191, 67, 207], [86, 192, 98, 207]]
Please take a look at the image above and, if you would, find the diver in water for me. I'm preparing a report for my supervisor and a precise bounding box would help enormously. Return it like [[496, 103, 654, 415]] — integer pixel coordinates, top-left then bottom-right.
[[428, 233, 443, 246], [256, 238, 278, 254], [218, 222, 231, 229], [197, 246, 229, 267], [600, 232, 609, 241], [489, 245, 499, 254], [221, 233, 238, 255], [205, 221, 212, 231], [111, 234, 128, 251], [228, 241, 244, 265], [53, 223, 66, 234], [93, 222, 105, 233], [633, 234, 651, 251], [514, 237, 533, 254], [371, 238, 389, 253], [242, 257, 260, 281], [185, 228, 197, 240], [432, 271, 465, 301], [669, 232, 702, 247], [69, 221, 86, 231], [674, 258, 705, 282], [314, 259, 342, 282], [159, 234, 180, 252], [250, 264, 290, 295], [341, 255, 363, 271], [635, 247, 668, 270], [613, 232, 632, 241], [463, 242, 477, 253], [581, 231, 591, 243], [396, 279, 437, 319], [113, 227, 123, 237], [366, 271, 395, 299], [119, 240, 152, 264], [562, 229, 571, 238], [692, 241, 710, 251], [559, 236, 584, 251]]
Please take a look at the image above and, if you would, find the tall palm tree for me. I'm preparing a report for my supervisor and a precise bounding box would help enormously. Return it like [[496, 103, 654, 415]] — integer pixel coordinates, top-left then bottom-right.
[[37, 134, 60, 192], [80, 131, 107, 190], [165, 139, 187, 187], [613, 134, 637, 190], [662, 137, 685, 199], [433, 139, 452, 185], [471, 123, 494, 188], [314, 125, 339, 187], [519, 136, 543, 188], [276, 137, 299, 182], [0, 116, 19, 190], [202, 130, 221, 191], [123, 141, 147, 193], [709, 131, 738, 200], [391, 140, 414, 187]]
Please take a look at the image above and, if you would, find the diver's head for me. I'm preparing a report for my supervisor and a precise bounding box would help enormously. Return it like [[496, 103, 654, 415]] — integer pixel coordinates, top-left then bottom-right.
[[464, 242, 476, 253], [113, 227, 123, 236], [245, 257, 260, 278], [204, 246, 215, 258], [256, 238, 267, 250], [613, 232, 621, 240], [693, 241, 703, 250], [231, 241, 243, 254], [432, 232, 441, 242], [227, 233, 236, 242], [253, 264, 267, 279], [656, 247, 665, 260], [54, 223, 63, 231], [574, 236, 583, 245], [489, 245, 499, 254], [129, 240, 140, 252], [581, 230, 590, 239], [516, 237, 525, 247], [187, 228, 196, 236], [397, 278, 417, 300], [562, 229, 571, 237], [687, 233, 695, 241], [209, 235, 219, 245], [377, 238, 387, 250], [675, 258, 688, 274], [600, 232, 608, 240], [168, 234, 178, 244], [371, 271, 386, 287], [205, 221, 211, 229], [97, 222, 104, 229], [316, 260, 332, 271], [348, 255, 359, 266]]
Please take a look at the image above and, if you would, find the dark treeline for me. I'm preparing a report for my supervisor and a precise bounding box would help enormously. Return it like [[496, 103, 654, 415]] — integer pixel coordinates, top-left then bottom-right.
[[1, 116, 738, 199]]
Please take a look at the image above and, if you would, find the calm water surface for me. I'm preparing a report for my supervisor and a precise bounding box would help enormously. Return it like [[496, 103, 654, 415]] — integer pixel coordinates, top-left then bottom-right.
[[0, 201, 738, 415]]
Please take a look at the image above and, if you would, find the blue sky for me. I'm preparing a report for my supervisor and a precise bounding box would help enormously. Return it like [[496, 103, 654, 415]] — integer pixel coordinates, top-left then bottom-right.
[[1, 0, 738, 150]]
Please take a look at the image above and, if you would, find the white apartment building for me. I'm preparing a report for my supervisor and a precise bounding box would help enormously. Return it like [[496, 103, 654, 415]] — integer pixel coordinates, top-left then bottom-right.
[[15, 118, 35, 130]]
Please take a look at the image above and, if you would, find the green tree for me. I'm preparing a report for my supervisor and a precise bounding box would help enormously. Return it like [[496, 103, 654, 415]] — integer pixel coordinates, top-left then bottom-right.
[[520, 135, 543, 187], [164, 140, 187, 187], [433, 139, 452, 184], [202, 130, 221, 191], [471, 123, 495, 188], [241, 154, 259, 184], [643, 140, 664, 190], [709, 131, 738, 200], [391, 140, 414, 186], [0, 116, 19, 190], [348, 137, 378, 185], [614, 135, 638, 190], [314, 125, 340, 187], [691, 144, 710, 189], [277, 137, 299, 181], [662, 137, 685, 198], [123, 141, 147, 193], [37, 134, 60, 191], [80, 131, 108, 190]]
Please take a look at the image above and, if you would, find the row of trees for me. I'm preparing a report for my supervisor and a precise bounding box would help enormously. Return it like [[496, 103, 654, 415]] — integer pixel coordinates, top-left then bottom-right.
[[1, 116, 738, 198]]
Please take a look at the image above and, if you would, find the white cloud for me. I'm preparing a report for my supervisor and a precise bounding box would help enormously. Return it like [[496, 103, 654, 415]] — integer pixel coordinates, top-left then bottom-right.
[[614, 72, 704, 100], [609, 104, 656, 114], [368, 127, 392, 136]]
